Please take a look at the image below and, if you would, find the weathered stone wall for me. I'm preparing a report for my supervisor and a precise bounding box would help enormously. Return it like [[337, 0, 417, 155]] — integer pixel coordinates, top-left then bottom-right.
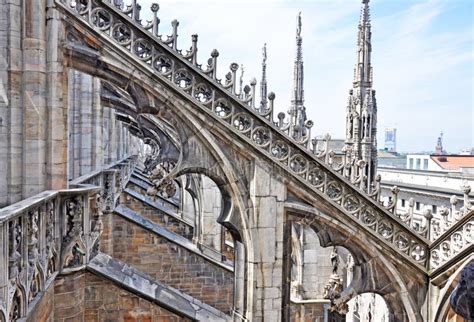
[[54, 272, 86, 321], [200, 175, 223, 251], [290, 303, 345, 322], [0, 0, 69, 206], [249, 162, 287, 321], [67, 69, 136, 181], [100, 213, 234, 314], [52, 271, 187, 321]]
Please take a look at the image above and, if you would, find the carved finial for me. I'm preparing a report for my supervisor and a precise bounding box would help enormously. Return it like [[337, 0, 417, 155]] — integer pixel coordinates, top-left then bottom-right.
[[150, 3, 159, 12], [297, 12, 302, 37], [260, 43, 268, 111], [262, 43, 267, 63], [239, 64, 245, 98]]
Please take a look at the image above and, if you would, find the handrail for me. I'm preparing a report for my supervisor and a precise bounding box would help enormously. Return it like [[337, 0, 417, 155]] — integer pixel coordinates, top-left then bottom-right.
[[0, 157, 137, 320]]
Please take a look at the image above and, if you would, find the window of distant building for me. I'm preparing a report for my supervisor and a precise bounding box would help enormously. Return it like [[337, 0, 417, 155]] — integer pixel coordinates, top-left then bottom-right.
[[416, 201, 420, 211], [416, 159, 421, 169], [423, 159, 428, 170], [409, 158, 414, 169], [432, 205, 437, 214], [401, 199, 405, 207]]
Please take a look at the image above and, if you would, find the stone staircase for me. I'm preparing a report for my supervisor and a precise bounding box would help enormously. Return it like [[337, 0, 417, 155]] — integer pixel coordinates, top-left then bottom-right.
[[100, 176, 235, 317]]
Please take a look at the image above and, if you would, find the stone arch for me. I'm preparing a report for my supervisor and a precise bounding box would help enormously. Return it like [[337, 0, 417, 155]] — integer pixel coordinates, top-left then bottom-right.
[[0, 309, 5, 322], [286, 201, 423, 321], [346, 292, 390, 322], [433, 256, 474, 322], [9, 284, 26, 320], [29, 262, 46, 303]]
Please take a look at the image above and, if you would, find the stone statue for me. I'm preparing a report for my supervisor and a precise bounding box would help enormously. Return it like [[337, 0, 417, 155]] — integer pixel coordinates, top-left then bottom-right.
[[330, 247, 339, 275], [296, 12, 302, 37]]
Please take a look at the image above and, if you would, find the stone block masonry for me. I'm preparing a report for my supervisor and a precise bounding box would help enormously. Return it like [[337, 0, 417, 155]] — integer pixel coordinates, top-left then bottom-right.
[[100, 213, 234, 314], [120, 190, 193, 240], [52, 271, 188, 322]]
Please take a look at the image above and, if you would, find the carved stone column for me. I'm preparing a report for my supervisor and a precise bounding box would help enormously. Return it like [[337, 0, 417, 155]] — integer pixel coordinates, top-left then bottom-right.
[[0, 1, 23, 206], [22, 0, 48, 197]]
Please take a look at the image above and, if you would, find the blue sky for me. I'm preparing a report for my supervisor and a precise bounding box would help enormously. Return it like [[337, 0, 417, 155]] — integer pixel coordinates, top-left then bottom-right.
[[140, 0, 473, 153]]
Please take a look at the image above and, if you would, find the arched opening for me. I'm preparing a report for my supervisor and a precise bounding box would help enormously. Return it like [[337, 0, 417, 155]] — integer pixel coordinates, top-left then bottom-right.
[[9, 287, 25, 321], [434, 258, 473, 322], [346, 293, 390, 322], [288, 220, 351, 322]]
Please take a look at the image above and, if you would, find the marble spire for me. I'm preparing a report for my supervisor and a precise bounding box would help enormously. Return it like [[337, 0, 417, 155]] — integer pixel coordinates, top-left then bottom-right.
[[289, 12, 307, 141], [344, 0, 378, 193], [259, 43, 268, 111]]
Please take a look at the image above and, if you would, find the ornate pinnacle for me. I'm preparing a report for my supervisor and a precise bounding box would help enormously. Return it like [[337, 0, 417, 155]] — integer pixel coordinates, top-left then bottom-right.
[[354, 0, 372, 86], [297, 12, 302, 37], [260, 43, 268, 111], [289, 11, 306, 140]]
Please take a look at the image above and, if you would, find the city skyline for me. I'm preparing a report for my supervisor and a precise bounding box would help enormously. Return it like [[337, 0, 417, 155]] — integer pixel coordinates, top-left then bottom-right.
[[140, 0, 473, 153]]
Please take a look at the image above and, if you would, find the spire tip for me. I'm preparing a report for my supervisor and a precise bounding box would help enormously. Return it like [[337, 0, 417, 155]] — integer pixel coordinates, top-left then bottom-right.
[[297, 12, 302, 37]]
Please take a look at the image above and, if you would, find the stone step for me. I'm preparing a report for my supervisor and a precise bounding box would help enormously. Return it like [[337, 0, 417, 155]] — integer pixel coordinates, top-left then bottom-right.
[[121, 187, 193, 240], [88, 253, 231, 321], [102, 207, 235, 314]]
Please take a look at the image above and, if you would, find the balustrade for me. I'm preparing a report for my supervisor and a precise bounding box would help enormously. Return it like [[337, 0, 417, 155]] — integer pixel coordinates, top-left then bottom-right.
[[429, 211, 473, 272], [0, 156, 136, 320]]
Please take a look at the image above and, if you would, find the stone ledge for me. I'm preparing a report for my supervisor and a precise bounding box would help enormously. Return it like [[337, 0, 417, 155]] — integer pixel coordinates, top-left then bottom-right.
[[87, 253, 231, 321]]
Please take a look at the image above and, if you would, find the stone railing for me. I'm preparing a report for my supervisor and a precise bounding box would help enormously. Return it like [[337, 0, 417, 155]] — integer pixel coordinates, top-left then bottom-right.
[[0, 157, 136, 321], [429, 210, 473, 273], [54, 0, 430, 268], [430, 185, 473, 241], [70, 156, 137, 212]]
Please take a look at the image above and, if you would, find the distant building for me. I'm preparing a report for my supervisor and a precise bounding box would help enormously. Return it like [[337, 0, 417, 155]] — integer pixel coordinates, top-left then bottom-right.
[[377, 150, 406, 169], [384, 128, 396, 152], [406, 154, 474, 172], [379, 153, 474, 231], [460, 147, 474, 155], [379, 166, 474, 226]]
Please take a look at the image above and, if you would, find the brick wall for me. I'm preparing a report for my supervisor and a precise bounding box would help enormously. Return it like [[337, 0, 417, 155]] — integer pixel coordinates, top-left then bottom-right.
[[120, 192, 193, 239], [100, 213, 234, 314], [26, 281, 55, 322], [126, 181, 179, 213], [83, 272, 189, 322], [289, 303, 345, 322], [54, 271, 86, 321], [52, 271, 187, 321]]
